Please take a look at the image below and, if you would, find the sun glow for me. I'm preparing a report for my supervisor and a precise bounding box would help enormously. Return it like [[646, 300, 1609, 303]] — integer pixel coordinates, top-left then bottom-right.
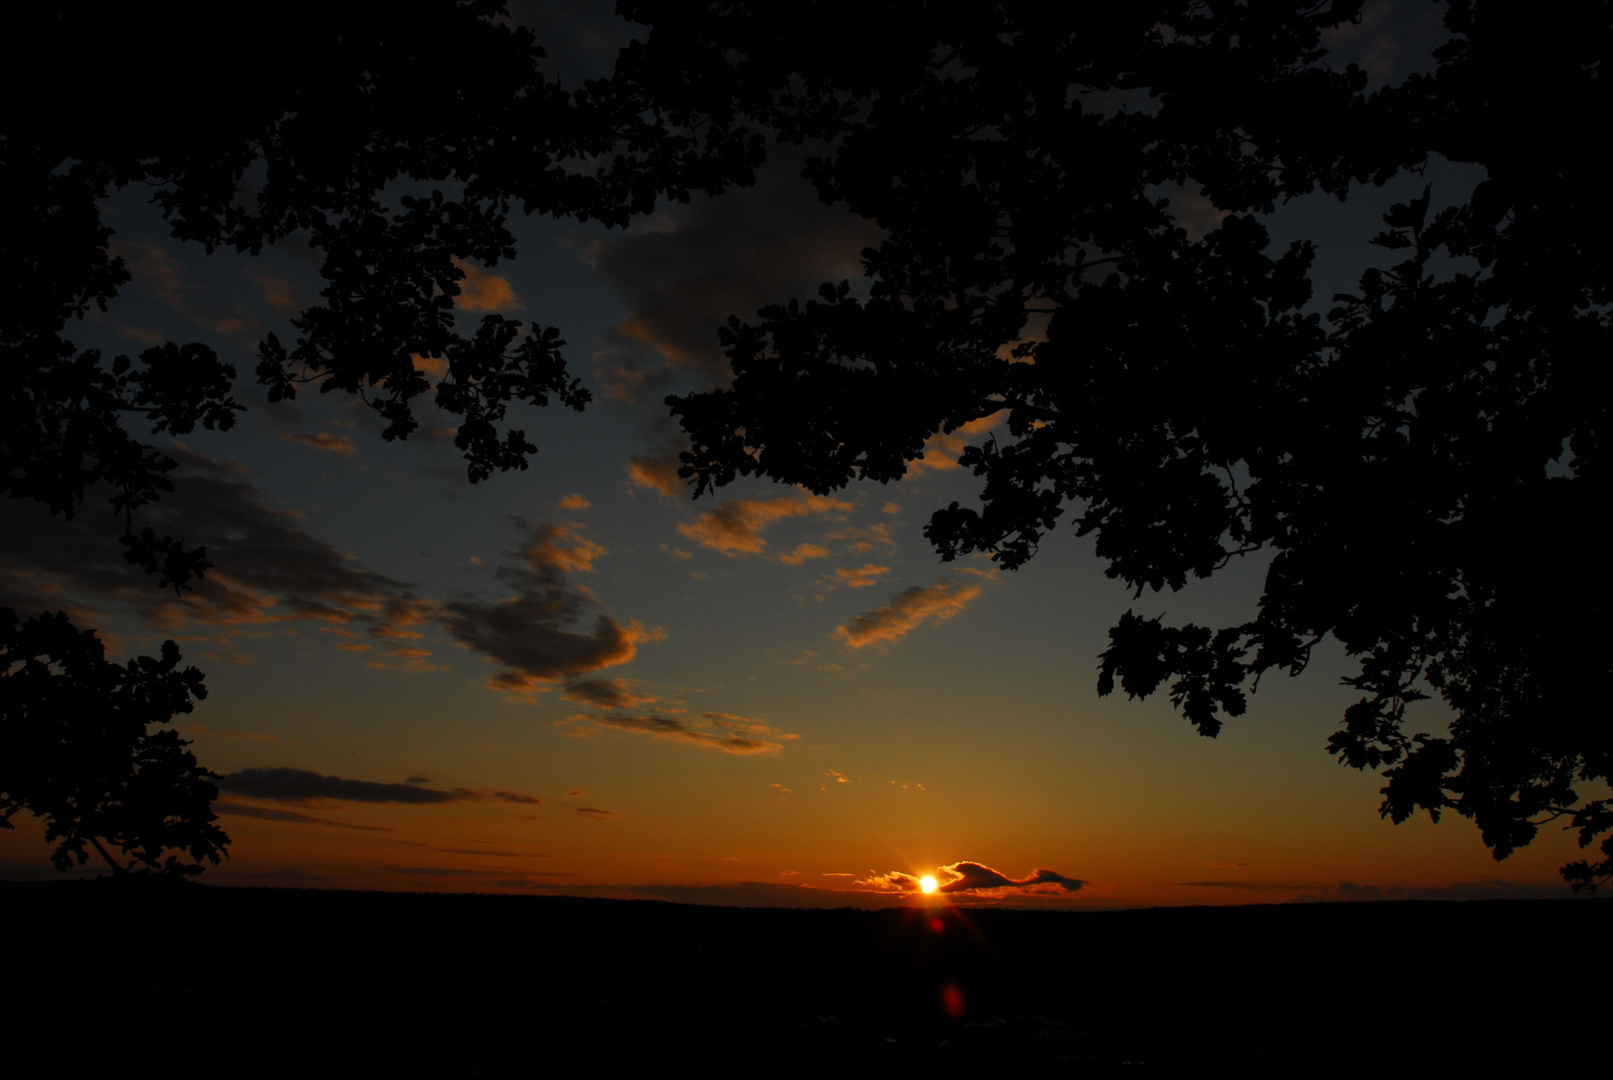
[[920, 876, 938, 893]]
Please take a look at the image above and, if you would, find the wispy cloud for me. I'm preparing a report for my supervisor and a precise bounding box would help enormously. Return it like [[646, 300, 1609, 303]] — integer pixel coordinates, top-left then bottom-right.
[[215, 768, 540, 807], [679, 494, 852, 556], [213, 801, 393, 831], [779, 543, 830, 567], [836, 572, 990, 648], [560, 709, 795, 756], [833, 564, 890, 589], [561, 677, 658, 709], [279, 431, 358, 457]]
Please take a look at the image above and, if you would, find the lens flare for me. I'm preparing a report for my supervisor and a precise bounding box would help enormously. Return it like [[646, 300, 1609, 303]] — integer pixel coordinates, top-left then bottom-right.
[[920, 875, 938, 893]]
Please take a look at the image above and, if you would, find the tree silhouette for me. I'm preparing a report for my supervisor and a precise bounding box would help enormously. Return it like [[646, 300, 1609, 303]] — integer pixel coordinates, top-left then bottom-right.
[[4, 0, 756, 587], [650, 1, 1612, 887], [0, 610, 226, 875], [2, 2, 756, 873]]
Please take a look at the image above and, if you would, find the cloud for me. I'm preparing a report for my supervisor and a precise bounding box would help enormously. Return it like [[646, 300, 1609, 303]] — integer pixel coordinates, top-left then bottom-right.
[[576, 806, 618, 820], [452, 258, 520, 312], [937, 862, 1086, 894], [214, 768, 540, 807], [825, 522, 895, 553], [279, 431, 358, 457], [825, 769, 849, 784], [857, 861, 1086, 895], [0, 445, 428, 641], [903, 413, 1003, 476], [836, 573, 988, 649], [779, 543, 830, 567], [558, 494, 591, 510], [627, 453, 683, 496], [439, 516, 653, 696], [586, 147, 882, 403], [213, 800, 393, 831], [217, 768, 464, 805], [679, 494, 852, 556], [834, 564, 890, 588], [561, 709, 794, 755], [561, 676, 658, 709]]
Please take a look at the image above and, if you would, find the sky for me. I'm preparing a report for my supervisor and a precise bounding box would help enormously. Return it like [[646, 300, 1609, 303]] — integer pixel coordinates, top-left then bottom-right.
[[0, 2, 1591, 908]]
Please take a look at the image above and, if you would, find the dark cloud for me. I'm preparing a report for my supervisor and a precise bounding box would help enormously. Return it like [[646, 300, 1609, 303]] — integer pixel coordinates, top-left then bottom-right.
[[217, 768, 464, 805], [587, 148, 882, 404], [560, 709, 794, 756], [561, 676, 657, 709], [858, 861, 1086, 895], [0, 444, 427, 642], [1, 459, 661, 702], [575, 806, 618, 820], [439, 516, 652, 697], [939, 863, 1086, 894], [214, 800, 393, 831], [215, 768, 541, 808]]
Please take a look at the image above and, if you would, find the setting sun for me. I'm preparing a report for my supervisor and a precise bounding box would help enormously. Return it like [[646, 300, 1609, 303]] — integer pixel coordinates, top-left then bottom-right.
[[920, 876, 938, 894]]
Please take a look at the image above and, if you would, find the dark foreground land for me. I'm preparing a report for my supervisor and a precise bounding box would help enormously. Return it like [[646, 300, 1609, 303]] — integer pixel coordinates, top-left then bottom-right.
[[3, 882, 1605, 1077]]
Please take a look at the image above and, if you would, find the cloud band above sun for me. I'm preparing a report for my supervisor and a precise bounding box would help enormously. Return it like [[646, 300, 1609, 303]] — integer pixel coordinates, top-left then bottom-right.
[[857, 861, 1086, 895]]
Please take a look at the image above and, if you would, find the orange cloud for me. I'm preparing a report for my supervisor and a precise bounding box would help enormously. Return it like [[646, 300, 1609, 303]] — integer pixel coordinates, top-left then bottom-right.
[[412, 353, 449, 378], [558, 494, 591, 510], [560, 709, 794, 755], [279, 432, 358, 457], [836, 573, 988, 648], [905, 412, 1004, 476], [627, 454, 682, 496], [834, 564, 890, 588], [780, 543, 830, 567], [519, 522, 605, 574], [453, 258, 519, 312], [680, 494, 852, 556], [826, 522, 895, 553]]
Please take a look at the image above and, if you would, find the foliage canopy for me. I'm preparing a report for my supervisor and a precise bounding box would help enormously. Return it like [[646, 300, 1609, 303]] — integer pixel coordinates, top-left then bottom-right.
[[645, 0, 1612, 887], [3, 1, 1608, 890], [4, 0, 753, 586], [0, 610, 226, 875]]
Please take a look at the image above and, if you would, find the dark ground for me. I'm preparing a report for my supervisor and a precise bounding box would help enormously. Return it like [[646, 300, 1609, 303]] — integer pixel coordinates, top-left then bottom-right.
[[2, 881, 1605, 1077]]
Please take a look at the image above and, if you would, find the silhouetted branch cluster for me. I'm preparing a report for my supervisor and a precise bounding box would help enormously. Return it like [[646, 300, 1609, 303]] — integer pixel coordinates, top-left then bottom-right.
[[653, 1, 1612, 885], [0, 610, 225, 875], [4, 0, 760, 588]]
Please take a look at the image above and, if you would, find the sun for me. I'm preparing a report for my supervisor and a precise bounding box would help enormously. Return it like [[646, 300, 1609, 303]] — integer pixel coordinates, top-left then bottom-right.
[[920, 876, 938, 894]]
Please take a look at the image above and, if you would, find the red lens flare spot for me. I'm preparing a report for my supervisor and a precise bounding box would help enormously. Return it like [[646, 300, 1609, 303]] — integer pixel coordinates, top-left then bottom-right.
[[929, 916, 945, 934], [940, 982, 966, 1020]]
